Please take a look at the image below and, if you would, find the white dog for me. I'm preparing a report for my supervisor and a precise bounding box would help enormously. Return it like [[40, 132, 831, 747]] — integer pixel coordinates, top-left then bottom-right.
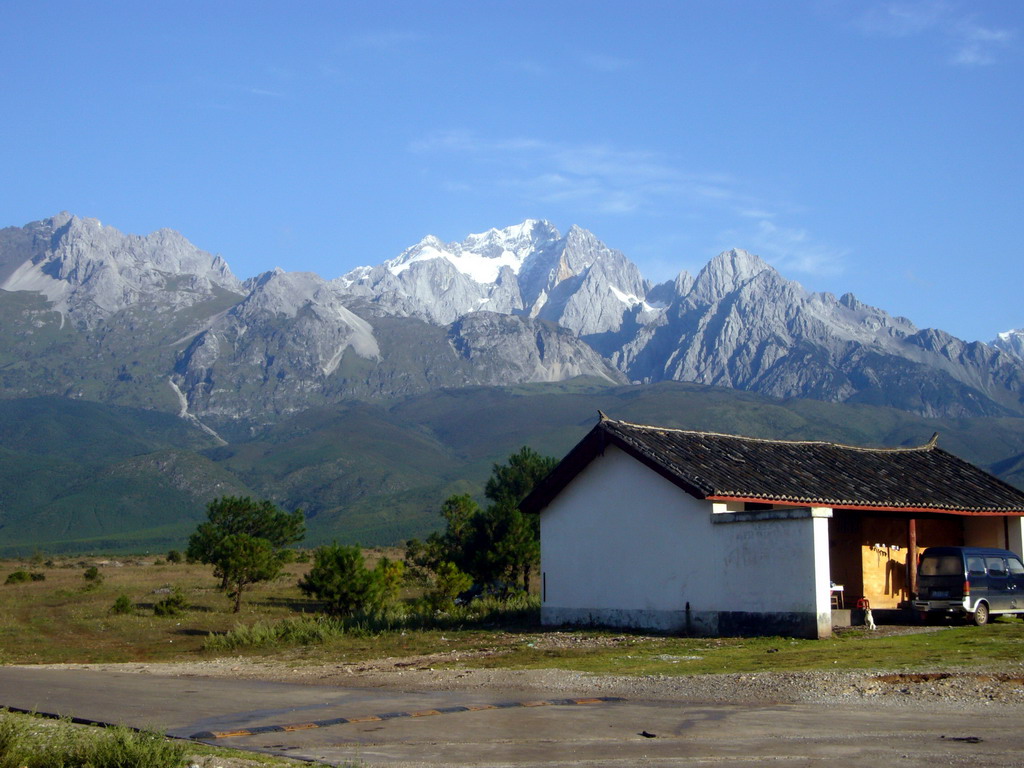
[[864, 606, 876, 631]]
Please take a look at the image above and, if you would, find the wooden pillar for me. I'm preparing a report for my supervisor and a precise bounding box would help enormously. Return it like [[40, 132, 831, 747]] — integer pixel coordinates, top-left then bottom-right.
[[908, 518, 918, 598]]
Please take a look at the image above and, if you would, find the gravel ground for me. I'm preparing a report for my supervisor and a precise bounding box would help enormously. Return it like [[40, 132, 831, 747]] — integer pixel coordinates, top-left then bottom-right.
[[39, 634, 1024, 713], [22, 626, 1024, 767]]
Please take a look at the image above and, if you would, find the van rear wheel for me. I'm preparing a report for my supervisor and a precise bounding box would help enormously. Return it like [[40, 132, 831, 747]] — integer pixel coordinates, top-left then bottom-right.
[[972, 602, 990, 626]]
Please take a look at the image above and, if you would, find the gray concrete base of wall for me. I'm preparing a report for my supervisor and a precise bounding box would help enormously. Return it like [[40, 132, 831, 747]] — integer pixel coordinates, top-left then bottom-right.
[[542, 606, 831, 639], [831, 609, 852, 627]]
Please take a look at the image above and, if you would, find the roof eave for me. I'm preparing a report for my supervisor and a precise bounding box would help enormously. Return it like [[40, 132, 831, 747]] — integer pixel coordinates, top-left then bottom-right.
[[705, 494, 1024, 517]]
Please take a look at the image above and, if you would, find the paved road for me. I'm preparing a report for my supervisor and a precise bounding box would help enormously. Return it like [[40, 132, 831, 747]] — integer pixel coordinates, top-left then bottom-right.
[[0, 666, 1020, 766]]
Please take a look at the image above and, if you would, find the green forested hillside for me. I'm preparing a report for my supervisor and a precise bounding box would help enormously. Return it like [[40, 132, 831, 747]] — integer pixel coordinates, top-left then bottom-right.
[[3, 382, 1024, 555], [0, 398, 240, 554]]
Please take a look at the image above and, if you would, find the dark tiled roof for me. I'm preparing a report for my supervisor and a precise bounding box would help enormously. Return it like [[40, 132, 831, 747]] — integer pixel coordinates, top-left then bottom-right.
[[521, 416, 1024, 516]]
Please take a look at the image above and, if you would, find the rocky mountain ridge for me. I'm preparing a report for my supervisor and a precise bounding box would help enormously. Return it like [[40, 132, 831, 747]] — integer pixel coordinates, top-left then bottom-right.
[[0, 212, 241, 327], [337, 222, 1024, 419], [1, 213, 1021, 424]]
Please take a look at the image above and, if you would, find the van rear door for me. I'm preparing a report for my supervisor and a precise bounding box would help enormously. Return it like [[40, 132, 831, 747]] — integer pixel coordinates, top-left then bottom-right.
[[918, 553, 966, 599]]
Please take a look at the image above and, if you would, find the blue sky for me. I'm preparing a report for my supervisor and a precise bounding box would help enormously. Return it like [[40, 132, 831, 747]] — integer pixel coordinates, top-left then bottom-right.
[[2, 0, 1021, 342]]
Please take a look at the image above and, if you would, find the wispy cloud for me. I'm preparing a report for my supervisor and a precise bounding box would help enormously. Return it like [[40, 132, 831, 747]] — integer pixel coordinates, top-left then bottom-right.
[[951, 22, 1015, 66], [412, 130, 743, 215], [903, 268, 936, 289], [741, 221, 848, 276], [858, 1, 949, 37], [856, 2, 1015, 66], [411, 130, 847, 277], [245, 87, 287, 99]]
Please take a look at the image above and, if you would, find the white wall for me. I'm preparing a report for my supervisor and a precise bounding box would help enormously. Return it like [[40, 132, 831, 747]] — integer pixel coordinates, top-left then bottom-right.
[[713, 507, 831, 614], [539, 446, 830, 637], [541, 447, 706, 614]]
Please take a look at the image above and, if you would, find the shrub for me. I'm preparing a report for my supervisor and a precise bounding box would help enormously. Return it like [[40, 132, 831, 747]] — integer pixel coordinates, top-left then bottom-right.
[[83, 566, 103, 583], [110, 594, 134, 615], [165, 549, 182, 564], [4, 571, 30, 585], [425, 561, 473, 611], [153, 587, 188, 617], [29, 572, 45, 582], [298, 544, 404, 616]]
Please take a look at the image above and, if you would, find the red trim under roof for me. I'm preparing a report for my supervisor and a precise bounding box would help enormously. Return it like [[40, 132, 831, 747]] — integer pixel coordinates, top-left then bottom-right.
[[705, 495, 1021, 517]]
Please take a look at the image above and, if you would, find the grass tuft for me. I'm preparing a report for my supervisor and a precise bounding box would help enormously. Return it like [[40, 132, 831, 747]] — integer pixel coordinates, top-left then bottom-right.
[[0, 711, 186, 768], [205, 594, 540, 651]]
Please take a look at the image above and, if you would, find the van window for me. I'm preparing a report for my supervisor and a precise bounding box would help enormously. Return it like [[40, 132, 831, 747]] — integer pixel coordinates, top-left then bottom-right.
[[967, 557, 987, 577], [920, 555, 963, 576], [986, 557, 1008, 577], [1008, 558, 1024, 576]]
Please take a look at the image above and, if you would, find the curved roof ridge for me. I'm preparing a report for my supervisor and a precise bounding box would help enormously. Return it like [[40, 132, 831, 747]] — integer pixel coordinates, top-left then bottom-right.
[[602, 416, 938, 454]]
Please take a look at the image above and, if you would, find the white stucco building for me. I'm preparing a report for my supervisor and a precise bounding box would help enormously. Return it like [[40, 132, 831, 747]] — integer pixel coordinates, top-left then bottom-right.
[[520, 414, 1024, 638]]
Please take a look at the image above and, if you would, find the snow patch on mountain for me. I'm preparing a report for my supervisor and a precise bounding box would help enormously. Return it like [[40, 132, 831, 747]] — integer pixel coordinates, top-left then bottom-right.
[[609, 284, 646, 307], [388, 241, 524, 283], [378, 219, 560, 284], [993, 329, 1024, 360]]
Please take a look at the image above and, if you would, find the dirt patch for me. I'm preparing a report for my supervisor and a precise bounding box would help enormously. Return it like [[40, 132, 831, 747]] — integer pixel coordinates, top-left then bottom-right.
[[875, 671, 1024, 689], [876, 672, 956, 683], [833, 624, 947, 638]]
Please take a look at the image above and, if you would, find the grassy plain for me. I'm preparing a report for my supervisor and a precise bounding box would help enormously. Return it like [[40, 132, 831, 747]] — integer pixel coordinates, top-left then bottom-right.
[[1, 555, 1023, 768], [0, 557, 1023, 676]]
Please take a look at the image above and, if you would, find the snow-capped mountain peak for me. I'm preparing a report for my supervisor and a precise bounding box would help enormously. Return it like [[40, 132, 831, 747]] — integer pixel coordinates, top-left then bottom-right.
[[382, 220, 560, 284], [337, 220, 653, 335], [993, 328, 1024, 360], [463, 219, 559, 255], [386, 236, 521, 283]]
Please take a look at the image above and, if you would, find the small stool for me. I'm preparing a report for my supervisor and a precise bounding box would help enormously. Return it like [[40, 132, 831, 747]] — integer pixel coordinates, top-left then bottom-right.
[[830, 584, 844, 609]]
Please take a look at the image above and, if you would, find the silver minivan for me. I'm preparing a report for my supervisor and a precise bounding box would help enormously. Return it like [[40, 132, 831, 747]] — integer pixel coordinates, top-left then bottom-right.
[[913, 546, 1024, 625]]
